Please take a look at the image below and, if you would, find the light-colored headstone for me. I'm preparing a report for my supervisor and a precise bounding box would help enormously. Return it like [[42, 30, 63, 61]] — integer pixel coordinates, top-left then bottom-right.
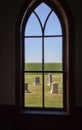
[[51, 82, 58, 93], [34, 77, 40, 85], [48, 73, 52, 86]]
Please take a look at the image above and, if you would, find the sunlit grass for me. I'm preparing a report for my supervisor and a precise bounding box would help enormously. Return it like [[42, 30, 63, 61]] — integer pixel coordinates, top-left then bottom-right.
[[25, 62, 62, 71], [24, 63, 63, 108]]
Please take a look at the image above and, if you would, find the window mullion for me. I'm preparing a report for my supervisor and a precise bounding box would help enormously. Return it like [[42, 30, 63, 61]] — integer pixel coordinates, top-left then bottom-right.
[[24, 35, 63, 38], [42, 28, 45, 108]]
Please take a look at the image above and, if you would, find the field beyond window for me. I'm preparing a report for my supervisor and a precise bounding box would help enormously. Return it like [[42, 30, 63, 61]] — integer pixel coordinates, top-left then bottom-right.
[[24, 71, 63, 108], [25, 62, 62, 71]]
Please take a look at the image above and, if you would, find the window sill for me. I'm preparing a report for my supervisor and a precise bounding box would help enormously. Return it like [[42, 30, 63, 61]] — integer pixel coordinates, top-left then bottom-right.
[[19, 110, 69, 116]]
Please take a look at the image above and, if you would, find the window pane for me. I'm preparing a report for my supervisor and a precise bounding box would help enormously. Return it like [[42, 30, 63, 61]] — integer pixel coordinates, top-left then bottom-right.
[[35, 3, 51, 27], [25, 13, 42, 36], [45, 12, 62, 35], [44, 37, 62, 71], [25, 38, 42, 71], [44, 73, 63, 108], [24, 73, 42, 107]]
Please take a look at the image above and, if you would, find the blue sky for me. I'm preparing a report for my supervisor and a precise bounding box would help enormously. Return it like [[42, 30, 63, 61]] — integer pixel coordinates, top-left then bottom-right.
[[24, 3, 62, 63]]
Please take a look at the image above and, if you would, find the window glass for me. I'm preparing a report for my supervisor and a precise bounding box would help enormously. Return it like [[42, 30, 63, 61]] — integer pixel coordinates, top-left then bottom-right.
[[35, 3, 51, 27], [44, 73, 63, 108], [44, 37, 62, 71], [25, 13, 42, 36], [24, 3, 64, 109], [25, 73, 42, 107], [25, 38, 42, 71], [45, 12, 62, 35]]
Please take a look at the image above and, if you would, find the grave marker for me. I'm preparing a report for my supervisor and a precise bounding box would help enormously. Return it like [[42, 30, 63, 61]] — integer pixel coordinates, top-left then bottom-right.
[[24, 83, 30, 93], [51, 82, 58, 93], [48, 73, 52, 86], [34, 77, 40, 85]]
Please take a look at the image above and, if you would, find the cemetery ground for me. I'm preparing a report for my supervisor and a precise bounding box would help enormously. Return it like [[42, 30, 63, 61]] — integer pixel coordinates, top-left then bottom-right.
[[24, 63, 63, 108]]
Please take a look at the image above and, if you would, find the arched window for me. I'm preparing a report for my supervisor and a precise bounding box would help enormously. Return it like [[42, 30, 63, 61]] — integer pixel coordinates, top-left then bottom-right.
[[16, 0, 75, 113]]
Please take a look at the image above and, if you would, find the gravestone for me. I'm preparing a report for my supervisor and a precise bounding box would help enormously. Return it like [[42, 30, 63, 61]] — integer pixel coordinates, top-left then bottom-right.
[[24, 83, 30, 93], [51, 82, 58, 93], [34, 77, 40, 85], [48, 73, 52, 86]]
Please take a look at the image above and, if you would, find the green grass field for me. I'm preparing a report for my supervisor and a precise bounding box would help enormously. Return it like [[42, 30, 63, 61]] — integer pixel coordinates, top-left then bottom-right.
[[25, 62, 62, 71], [24, 63, 63, 108]]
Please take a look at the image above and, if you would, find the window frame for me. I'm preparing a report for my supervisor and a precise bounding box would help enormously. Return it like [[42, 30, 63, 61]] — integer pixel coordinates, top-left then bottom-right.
[[15, 0, 75, 113]]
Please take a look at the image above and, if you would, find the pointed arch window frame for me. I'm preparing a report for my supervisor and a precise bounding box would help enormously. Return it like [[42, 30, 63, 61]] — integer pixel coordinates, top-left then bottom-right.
[[24, 4, 64, 109], [15, 0, 75, 113]]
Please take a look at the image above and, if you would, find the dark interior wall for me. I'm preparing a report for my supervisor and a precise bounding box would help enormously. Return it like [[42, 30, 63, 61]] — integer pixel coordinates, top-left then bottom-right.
[[0, 0, 24, 105], [0, 0, 82, 107], [66, 0, 82, 107]]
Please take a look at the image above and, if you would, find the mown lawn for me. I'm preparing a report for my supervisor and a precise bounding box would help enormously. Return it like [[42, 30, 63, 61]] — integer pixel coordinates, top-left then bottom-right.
[[24, 63, 63, 108]]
